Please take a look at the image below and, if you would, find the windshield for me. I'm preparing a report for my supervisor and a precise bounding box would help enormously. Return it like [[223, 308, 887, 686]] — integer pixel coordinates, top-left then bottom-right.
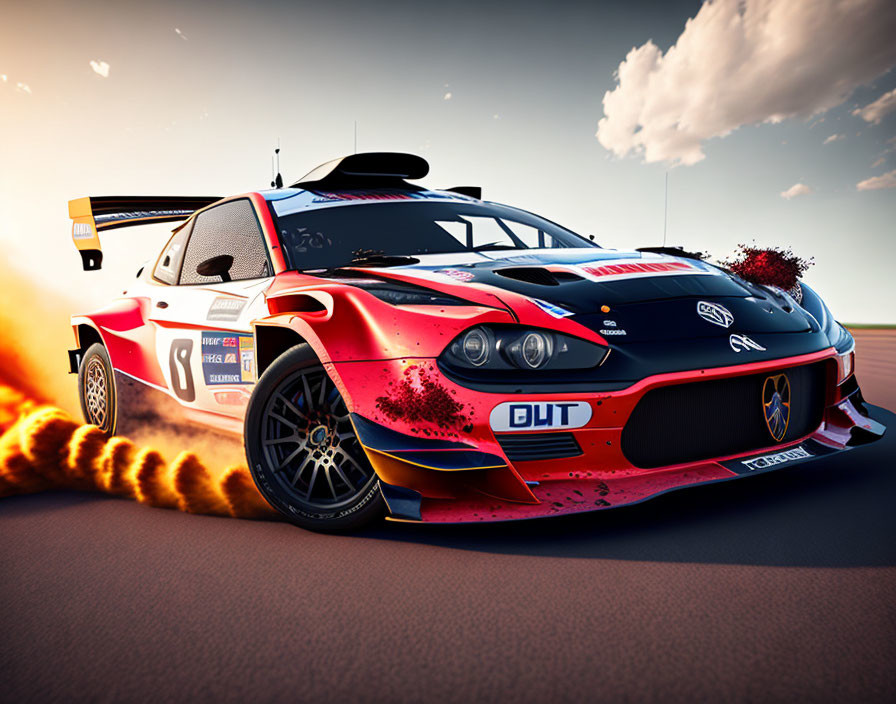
[[273, 200, 597, 270]]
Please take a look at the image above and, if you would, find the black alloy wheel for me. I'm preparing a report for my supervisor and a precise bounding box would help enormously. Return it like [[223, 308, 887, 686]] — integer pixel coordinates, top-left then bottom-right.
[[245, 344, 384, 531]]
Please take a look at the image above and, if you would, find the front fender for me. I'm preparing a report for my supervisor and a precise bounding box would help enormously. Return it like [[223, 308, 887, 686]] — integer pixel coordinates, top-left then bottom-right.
[[799, 283, 852, 353], [257, 286, 516, 363]]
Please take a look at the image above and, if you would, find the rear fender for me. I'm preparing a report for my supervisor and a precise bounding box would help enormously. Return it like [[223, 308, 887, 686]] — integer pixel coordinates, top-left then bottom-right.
[[71, 297, 165, 387]]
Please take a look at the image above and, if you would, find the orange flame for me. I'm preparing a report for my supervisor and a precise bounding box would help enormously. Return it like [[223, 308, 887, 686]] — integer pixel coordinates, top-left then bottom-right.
[[0, 390, 277, 519]]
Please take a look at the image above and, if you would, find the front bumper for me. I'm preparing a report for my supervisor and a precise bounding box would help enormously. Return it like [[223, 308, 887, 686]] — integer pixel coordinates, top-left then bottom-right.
[[330, 348, 885, 523]]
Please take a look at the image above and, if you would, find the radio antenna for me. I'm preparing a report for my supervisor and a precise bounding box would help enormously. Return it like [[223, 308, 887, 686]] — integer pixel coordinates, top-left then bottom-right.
[[271, 139, 283, 189], [354, 121, 358, 154], [663, 170, 669, 247]]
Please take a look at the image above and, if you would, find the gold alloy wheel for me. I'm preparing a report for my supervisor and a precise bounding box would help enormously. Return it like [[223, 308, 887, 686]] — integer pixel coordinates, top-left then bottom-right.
[[84, 356, 108, 428]]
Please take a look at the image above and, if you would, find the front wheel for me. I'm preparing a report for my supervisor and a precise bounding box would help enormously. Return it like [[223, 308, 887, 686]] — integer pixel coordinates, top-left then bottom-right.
[[244, 344, 385, 531]]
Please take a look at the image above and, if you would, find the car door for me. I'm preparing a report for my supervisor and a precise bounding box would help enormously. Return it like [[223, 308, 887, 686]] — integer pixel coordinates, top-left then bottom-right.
[[147, 198, 273, 424]]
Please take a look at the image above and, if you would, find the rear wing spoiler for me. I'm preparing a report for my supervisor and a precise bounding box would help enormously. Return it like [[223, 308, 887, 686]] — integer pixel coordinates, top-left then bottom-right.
[[68, 195, 221, 270]]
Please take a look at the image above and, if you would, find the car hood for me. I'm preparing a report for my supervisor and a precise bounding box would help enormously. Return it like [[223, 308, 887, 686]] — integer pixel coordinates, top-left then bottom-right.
[[360, 248, 821, 344]]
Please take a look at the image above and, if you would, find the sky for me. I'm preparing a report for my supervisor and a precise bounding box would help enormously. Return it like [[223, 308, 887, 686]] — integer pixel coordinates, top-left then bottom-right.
[[1, 0, 895, 322]]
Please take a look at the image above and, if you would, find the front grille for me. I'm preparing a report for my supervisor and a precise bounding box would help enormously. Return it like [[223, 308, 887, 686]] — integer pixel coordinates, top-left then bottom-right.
[[621, 362, 827, 468], [496, 432, 582, 461]]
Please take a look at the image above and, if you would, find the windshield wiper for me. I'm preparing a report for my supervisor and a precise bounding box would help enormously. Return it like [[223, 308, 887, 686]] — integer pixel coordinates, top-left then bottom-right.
[[344, 254, 420, 268], [471, 242, 519, 252]]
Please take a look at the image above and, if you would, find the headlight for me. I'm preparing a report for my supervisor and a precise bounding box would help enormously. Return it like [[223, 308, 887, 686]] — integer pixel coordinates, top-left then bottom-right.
[[836, 347, 855, 384], [443, 325, 607, 371], [461, 327, 491, 366], [515, 332, 551, 369]]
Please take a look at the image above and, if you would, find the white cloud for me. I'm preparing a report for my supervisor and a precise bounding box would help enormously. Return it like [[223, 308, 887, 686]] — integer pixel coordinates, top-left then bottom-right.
[[16, 82, 31, 95], [871, 156, 886, 168], [823, 133, 844, 144], [443, 92, 452, 101], [89, 60, 110, 78], [857, 169, 896, 190], [175, 27, 188, 40], [596, 0, 896, 166], [780, 183, 812, 200], [853, 88, 896, 124]]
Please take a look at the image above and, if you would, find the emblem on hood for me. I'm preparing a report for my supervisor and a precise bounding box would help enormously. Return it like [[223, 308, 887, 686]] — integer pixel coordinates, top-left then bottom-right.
[[697, 300, 734, 328], [532, 298, 575, 318], [729, 334, 766, 353], [762, 374, 791, 442]]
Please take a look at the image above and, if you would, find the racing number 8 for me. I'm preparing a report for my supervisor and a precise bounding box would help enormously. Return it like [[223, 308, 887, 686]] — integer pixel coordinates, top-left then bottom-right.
[[169, 339, 196, 402]]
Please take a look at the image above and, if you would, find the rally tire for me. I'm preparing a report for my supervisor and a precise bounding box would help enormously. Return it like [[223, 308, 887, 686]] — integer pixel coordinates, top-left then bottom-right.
[[244, 344, 385, 532], [78, 343, 118, 435]]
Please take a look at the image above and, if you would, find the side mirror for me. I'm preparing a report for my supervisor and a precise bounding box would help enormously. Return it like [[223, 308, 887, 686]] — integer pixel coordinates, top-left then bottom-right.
[[197, 254, 233, 282]]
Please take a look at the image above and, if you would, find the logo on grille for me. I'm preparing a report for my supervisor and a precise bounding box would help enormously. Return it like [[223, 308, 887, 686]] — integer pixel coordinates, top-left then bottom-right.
[[762, 373, 791, 442], [697, 300, 734, 328], [741, 445, 811, 472], [730, 334, 766, 352]]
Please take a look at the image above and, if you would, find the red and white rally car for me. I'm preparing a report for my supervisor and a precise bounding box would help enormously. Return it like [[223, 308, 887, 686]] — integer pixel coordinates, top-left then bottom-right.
[[68, 152, 885, 530]]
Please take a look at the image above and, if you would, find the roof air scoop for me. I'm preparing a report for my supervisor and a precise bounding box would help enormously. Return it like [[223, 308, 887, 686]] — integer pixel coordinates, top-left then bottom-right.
[[292, 152, 429, 189]]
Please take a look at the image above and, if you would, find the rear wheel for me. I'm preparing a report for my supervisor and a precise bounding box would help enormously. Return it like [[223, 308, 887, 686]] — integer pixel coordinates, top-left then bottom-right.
[[244, 344, 384, 531], [78, 342, 117, 435]]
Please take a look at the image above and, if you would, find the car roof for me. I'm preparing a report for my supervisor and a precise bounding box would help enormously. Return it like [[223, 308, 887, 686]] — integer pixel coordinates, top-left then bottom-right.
[[259, 186, 481, 217]]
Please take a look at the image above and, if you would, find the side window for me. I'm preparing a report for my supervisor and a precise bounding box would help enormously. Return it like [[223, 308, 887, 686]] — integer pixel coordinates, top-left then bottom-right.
[[465, 216, 516, 249], [153, 223, 191, 285], [502, 220, 568, 248], [179, 199, 269, 285], [502, 221, 542, 248]]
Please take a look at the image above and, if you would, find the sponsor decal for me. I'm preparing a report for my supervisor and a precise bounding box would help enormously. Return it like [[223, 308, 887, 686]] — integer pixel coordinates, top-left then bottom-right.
[[600, 328, 627, 336], [313, 191, 415, 202], [697, 300, 734, 328], [201, 332, 254, 385], [741, 445, 812, 472], [580, 260, 695, 280], [72, 222, 94, 240], [729, 334, 766, 352], [603, 320, 617, 327], [532, 298, 574, 318], [489, 401, 592, 432], [762, 373, 791, 442], [437, 268, 475, 282], [239, 337, 255, 382], [207, 296, 246, 322], [94, 209, 195, 224]]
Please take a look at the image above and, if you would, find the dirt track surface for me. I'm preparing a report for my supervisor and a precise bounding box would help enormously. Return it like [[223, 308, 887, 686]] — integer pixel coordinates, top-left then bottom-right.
[[852, 329, 896, 410], [1, 333, 895, 703]]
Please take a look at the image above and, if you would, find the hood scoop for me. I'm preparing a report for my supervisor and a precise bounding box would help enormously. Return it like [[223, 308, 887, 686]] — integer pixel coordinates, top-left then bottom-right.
[[495, 267, 583, 286]]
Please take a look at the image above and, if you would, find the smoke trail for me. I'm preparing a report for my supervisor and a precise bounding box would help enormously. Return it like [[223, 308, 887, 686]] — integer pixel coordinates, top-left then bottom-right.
[[0, 386, 277, 519], [0, 260, 277, 520]]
